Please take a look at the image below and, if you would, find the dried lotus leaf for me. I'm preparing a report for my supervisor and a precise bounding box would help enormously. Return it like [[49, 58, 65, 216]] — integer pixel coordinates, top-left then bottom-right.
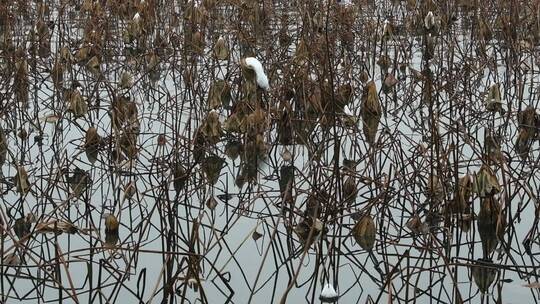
[[352, 214, 376, 251]]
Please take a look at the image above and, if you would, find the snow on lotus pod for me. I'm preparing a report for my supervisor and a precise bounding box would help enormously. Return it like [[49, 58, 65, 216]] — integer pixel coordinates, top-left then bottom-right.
[[471, 259, 497, 294], [319, 283, 339, 303], [213, 37, 229, 60], [208, 80, 231, 109], [353, 214, 376, 251], [240, 57, 269, 90], [201, 154, 225, 185], [473, 165, 500, 198], [361, 81, 381, 145]]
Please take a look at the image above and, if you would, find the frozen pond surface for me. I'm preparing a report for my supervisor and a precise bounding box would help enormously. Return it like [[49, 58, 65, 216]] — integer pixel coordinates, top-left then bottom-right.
[[1, 0, 540, 303]]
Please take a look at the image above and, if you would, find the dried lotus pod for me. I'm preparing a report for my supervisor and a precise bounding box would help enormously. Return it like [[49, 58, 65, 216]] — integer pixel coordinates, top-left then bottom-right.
[[279, 165, 294, 204], [471, 259, 497, 294], [361, 81, 381, 145], [352, 214, 376, 251], [191, 31, 205, 55], [382, 73, 398, 93], [213, 37, 229, 60], [484, 131, 502, 161], [201, 154, 225, 185], [84, 127, 101, 163], [474, 165, 500, 198]]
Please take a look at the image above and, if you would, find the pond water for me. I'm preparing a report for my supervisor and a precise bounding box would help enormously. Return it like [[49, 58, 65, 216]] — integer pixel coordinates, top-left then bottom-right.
[[1, 0, 540, 303]]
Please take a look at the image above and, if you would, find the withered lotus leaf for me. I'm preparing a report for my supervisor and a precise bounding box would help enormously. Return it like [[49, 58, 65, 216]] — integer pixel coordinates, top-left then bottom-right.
[[206, 197, 218, 210], [515, 128, 532, 161], [173, 163, 188, 194], [104, 214, 119, 247], [353, 214, 376, 251], [224, 139, 242, 160], [86, 55, 101, 75], [14, 217, 31, 239], [294, 217, 323, 248], [474, 165, 500, 198], [84, 127, 101, 163], [0, 127, 7, 167], [202, 154, 225, 185], [213, 37, 229, 60], [342, 176, 357, 205], [200, 110, 222, 144], [67, 88, 87, 117], [484, 83, 504, 113], [471, 259, 497, 294], [361, 81, 381, 145], [16, 166, 30, 194], [478, 197, 501, 256], [208, 80, 231, 109]]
